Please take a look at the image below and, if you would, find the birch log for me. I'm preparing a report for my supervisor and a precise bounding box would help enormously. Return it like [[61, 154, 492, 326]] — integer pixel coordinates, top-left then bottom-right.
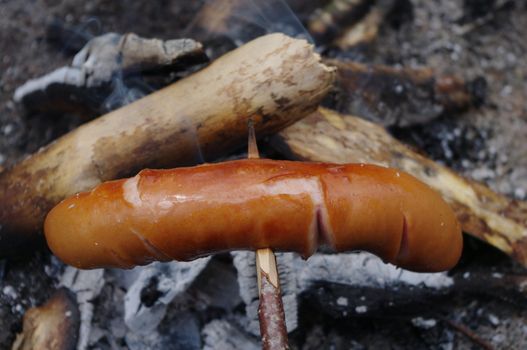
[[0, 33, 335, 257], [272, 107, 527, 266]]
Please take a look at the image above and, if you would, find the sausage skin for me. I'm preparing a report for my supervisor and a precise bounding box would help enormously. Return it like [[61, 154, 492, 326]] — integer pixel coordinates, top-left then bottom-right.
[[44, 159, 462, 272]]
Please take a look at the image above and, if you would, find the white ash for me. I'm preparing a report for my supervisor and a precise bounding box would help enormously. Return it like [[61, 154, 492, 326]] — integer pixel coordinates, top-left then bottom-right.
[[492, 333, 506, 345], [186, 259, 242, 312], [87, 326, 106, 347], [202, 319, 260, 350], [106, 266, 143, 290], [231, 251, 299, 336], [411, 317, 437, 330], [13, 67, 85, 103], [60, 267, 105, 350], [124, 257, 210, 334], [1, 124, 14, 136], [125, 261, 241, 350], [13, 304, 24, 314], [514, 188, 526, 200], [491, 272, 504, 279], [355, 305, 368, 314], [126, 310, 202, 350], [43, 256, 64, 278], [2, 285, 17, 300], [84, 276, 128, 349], [488, 313, 500, 326], [336, 296, 348, 306], [298, 252, 454, 290]]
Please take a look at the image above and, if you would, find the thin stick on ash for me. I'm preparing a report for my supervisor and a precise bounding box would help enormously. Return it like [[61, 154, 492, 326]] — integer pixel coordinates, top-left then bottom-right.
[[247, 119, 290, 350]]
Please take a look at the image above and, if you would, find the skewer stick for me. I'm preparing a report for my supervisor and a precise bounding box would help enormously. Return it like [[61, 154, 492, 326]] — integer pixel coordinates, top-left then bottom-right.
[[248, 119, 290, 350]]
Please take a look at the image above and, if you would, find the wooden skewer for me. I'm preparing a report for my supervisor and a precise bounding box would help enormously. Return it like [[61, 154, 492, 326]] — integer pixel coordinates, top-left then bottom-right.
[[248, 119, 290, 350]]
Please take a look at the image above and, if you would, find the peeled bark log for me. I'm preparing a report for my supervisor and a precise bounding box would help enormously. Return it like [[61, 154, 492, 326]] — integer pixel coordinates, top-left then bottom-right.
[[0, 33, 335, 257], [271, 107, 527, 266]]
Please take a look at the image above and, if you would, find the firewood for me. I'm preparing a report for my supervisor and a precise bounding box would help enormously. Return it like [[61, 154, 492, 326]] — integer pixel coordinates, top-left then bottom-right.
[[0, 33, 335, 257], [333, 0, 399, 49], [308, 0, 374, 44], [13, 33, 207, 115], [271, 107, 527, 266], [333, 4, 385, 49], [11, 288, 79, 350]]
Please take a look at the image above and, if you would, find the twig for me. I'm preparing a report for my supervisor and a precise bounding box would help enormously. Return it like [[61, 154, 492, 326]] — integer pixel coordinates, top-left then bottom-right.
[[248, 119, 290, 350], [442, 318, 495, 350]]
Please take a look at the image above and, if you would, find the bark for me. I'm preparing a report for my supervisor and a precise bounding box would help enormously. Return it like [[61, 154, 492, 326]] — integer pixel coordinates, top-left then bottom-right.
[[232, 251, 298, 336], [0, 33, 335, 257], [258, 272, 289, 350], [271, 107, 527, 266]]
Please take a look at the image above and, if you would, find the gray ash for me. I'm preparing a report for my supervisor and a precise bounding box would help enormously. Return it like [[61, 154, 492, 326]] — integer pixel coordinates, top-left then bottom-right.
[[390, 116, 495, 172]]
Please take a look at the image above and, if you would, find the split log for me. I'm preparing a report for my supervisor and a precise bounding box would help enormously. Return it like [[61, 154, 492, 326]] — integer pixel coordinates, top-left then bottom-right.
[[11, 288, 79, 350], [328, 59, 482, 127], [271, 107, 527, 266], [14, 33, 207, 115], [298, 253, 527, 319], [0, 33, 335, 257]]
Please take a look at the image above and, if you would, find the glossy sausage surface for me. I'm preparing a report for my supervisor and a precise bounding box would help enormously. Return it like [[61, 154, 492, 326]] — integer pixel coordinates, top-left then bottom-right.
[[44, 159, 462, 271]]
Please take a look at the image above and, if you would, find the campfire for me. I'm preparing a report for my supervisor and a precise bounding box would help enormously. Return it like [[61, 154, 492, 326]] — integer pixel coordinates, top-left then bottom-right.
[[1, 1, 526, 349]]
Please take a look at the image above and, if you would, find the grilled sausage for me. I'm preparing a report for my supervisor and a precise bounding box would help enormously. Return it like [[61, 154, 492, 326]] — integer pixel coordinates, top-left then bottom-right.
[[44, 159, 462, 272]]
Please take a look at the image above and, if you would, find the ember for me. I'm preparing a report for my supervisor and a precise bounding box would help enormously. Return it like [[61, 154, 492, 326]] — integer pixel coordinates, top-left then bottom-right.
[[1, 1, 526, 349]]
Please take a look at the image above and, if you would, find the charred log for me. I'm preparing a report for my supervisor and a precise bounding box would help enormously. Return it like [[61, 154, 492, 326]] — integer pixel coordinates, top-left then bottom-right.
[[14, 33, 207, 115], [327, 59, 483, 127], [11, 288, 79, 350]]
